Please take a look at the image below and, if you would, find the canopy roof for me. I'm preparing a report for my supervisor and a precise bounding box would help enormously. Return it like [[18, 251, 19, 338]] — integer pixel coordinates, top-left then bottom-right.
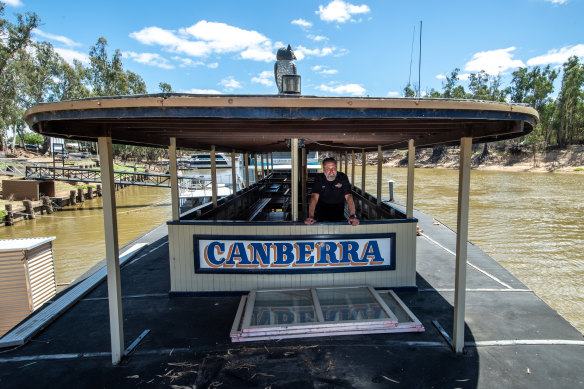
[[25, 94, 539, 152]]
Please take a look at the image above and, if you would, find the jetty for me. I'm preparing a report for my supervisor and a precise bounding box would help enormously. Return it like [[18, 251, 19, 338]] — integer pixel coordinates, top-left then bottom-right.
[[0, 93, 582, 387]]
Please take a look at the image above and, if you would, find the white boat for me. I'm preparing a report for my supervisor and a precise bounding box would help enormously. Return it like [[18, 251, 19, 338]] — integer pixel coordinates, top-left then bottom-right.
[[178, 153, 233, 169]]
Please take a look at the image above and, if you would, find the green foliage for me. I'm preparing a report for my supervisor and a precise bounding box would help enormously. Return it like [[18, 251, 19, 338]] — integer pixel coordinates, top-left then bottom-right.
[[159, 82, 173, 93], [18, 131, 43, 145]]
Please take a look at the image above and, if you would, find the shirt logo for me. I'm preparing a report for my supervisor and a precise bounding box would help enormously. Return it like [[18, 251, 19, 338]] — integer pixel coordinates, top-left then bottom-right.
[[335, 183, 342, 188]]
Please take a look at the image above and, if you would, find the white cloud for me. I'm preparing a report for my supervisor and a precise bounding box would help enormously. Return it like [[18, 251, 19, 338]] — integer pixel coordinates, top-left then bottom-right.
[[316, 82, 366, 96], [207, 62, 219, 69], [464, 46, 525, 74], [251, 70, 274, 87], [316, 0, 371, 23], [435, 72, 470, 81], [184, 88, 222, 94], [33, 29, 81, 47], [312, 65, 338, 75], [291, 19, 312, 28], [219, 76, 243, 91], [54, 48, 89, 65], [307, 34, 329, 42], [387, 91, 399, 97], [122, 51, 174, 69], [3, 0, 23, 6], [527, 44, 584, 66], [130, 21, 276, 62], [544, 0, 568, 4], [171, 56, 205, 67], [295, 45, 344, 60]]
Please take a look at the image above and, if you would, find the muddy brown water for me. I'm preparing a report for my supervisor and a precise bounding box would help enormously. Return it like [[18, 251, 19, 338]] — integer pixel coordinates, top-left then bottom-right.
[[1, 168, 582, 334]]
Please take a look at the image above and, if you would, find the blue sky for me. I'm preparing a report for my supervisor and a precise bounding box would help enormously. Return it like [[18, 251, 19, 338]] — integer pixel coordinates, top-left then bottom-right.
[[4, 0, 583, 97]]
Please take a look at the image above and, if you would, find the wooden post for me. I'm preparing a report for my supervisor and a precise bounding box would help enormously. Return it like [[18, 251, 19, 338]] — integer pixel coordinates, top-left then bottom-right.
[[291, 139, 299, 221], [87, 186, 94, 199], [344, 151, 348, 174], [169, 138, 179, 221], [5, 204, 14, 226], [351, 150, 355, 187], [406, 139, 415, 219], [96, 184, 102, 197], [301, 147, 307, 217], [77, 187, 84, 203], [23, 200, 35, 219], [361, 149, 366, 193], [376, 146, 382, 206], [453, 137, 473, 354], [211, 145, 217, 206], [253, 153, 259, 184], [244, 152, 250, 187], [42, 196, 53, 214], [231, 149, 237, 195], [98, 136, 124, 366], [69, 190, 77, 205]]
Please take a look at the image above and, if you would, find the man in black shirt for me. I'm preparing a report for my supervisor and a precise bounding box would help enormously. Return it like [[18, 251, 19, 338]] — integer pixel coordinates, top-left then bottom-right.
[[304, 157, 359, 226]]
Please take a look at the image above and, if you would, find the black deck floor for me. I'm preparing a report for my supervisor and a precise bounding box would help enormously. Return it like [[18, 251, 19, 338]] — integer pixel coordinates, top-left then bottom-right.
[[1, 208, 583, 388]]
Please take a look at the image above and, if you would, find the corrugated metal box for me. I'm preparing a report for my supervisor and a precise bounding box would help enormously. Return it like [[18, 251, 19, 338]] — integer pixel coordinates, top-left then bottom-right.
[[0, 237, 57, 337]]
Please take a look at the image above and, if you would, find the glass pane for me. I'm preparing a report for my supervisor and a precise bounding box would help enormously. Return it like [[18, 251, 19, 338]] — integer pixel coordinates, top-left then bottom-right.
[[316, 287, 389, 322], [379, 292, 412, 323], [251, 289, 317, 326]]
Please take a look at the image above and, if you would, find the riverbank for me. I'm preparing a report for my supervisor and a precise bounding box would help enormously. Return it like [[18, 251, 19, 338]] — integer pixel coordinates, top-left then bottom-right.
[[375, 145, 584, 173]]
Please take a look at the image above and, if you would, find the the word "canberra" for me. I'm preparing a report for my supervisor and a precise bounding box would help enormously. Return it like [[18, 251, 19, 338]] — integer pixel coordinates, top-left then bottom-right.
[[202, 240, 387, 268]]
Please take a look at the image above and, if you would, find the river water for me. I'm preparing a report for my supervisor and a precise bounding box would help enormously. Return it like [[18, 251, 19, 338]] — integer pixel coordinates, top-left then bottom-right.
[[1, 168, 582, 333]]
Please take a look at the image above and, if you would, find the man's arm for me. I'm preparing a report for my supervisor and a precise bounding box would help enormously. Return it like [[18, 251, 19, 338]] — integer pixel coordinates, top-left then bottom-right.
[[304, 193, 319, 225], [345, 194, 359, 226]]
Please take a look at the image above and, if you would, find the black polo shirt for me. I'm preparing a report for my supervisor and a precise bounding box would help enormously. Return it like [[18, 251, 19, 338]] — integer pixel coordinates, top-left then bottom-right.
[[311, 172, 351, 222]]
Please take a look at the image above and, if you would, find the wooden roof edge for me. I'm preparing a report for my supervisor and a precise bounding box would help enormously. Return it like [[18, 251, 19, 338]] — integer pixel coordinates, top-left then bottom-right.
[[24, 94, 539, 121]]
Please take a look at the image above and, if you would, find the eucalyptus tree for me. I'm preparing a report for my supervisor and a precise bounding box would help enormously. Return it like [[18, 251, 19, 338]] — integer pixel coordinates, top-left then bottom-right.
[[159, 82, 173, 93], [511, 65, 559, 149], [0, 2, 39, 149], [556, 56, 584, 147]]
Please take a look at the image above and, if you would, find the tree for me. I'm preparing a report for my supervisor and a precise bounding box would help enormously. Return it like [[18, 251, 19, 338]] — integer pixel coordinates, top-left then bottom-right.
[[87, 37, 148, 96], [556, 56, 584, 147], [159, 82, 173, 93], [403, 84, 416, 97], [0, 2, 39, 149]]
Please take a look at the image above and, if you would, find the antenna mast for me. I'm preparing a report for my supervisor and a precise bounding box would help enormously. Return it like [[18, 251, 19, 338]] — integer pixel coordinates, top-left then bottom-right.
[[418, 20, 422, 98]]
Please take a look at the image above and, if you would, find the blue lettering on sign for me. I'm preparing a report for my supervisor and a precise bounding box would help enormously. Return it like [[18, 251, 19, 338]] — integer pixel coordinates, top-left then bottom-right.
[[198, 235, 394, 272], [273, 242, 295, 266], [204, 241, 225, 267], [248, 243, 272, 267], [361, 241, 384, 264]]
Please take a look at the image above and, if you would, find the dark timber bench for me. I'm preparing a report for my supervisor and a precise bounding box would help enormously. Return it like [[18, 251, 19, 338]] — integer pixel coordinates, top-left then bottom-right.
[[246, 197, 272, 221]]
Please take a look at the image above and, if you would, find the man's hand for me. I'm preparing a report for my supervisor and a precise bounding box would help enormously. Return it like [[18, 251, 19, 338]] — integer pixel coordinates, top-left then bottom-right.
[[348, 216, 359, 226], [304, 217, 316, 225]]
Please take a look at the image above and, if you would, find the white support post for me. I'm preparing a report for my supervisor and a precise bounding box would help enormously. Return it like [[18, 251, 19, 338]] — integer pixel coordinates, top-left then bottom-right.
[[406, 139, 415, 219], [270, 152, 274, 175], [361, 149, 366, 192], [261, 153, 265, 179], [351, 150, 355, 186], [169, 138, 179, 221], [291, 138, 299, 221], [98, 136, 124, 365], [231, 149, 236, 194], [211, 145, 217, 206], [453, 136, 473, 354], [244, 152, 249, 187], [377, 145, 383, 206]]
